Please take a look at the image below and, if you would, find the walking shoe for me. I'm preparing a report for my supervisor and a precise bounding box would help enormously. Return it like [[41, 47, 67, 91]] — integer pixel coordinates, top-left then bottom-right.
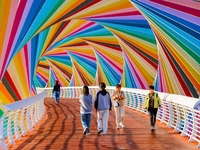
[[119, 123, 125, 128], [97, 129, 103, 134], [116, 126, 120, 129], [150, 126, 154, 130], [153, 126, 156, 130], [83, 127, 88, 135], [86, 132, 90, 136]]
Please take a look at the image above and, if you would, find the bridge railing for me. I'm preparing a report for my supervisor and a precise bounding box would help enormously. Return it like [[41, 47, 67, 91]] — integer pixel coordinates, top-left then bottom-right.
[[0, 91, 47, 150], [42, 86, 200, 148]]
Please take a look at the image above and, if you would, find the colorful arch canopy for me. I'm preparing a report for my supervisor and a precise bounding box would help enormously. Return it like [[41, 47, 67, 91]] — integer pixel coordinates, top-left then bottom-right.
[[0, 0, 199, 109]]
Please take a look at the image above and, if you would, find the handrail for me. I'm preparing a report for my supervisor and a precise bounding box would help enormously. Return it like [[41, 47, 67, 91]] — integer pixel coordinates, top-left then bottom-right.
[[2, 91, 47, 111], [41, 86, 200, 148], [0, 91, 47, 150]]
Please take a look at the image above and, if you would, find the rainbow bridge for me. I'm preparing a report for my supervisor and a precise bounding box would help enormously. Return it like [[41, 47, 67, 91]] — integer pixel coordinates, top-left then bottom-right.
[[0, 0, 199, 150]]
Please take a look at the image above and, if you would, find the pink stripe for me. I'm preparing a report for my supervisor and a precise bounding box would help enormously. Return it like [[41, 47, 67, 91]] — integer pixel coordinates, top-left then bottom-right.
[[167, 0, 200, 9], [28, 41, 32, 90], [24, 44, 30, 89], [94, 48, 123, 74], [67, 50, 96, 61], [139, 0, 200, 25], [11, 0, 33, 56], [37, 72, 48, 82], [67, 21, 96, 37], [20, 47, 29, 90], [126, 50, 146, 89], [1, 0, 27, 78], [32, 86, 36, 95], [0, 0, 18, 79]]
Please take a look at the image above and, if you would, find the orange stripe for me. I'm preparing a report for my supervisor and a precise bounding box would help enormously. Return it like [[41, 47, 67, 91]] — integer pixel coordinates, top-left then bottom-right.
[[0, 82, 15, 103], [0, 0, 12, 57]]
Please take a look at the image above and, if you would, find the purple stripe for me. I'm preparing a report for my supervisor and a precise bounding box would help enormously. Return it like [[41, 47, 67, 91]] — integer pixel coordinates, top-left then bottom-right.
[[3, 0, 27, 77], [11, 0, 34, 55], [135, 0, 200, 25]]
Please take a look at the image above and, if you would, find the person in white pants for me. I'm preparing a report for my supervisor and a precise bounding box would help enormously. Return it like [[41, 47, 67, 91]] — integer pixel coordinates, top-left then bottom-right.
[[95, 82, 112, 135], [97, 109, 109, 134], [112, 84, 126, 129]]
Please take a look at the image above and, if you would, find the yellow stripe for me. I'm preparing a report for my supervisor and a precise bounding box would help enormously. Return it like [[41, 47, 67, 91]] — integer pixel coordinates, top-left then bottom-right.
[[0, 0, 12, 58]]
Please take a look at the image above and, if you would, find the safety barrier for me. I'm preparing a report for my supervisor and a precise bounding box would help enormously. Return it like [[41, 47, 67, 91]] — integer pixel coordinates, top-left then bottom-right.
[[43, 86, 200, 148], [0, 91, 47, 150]]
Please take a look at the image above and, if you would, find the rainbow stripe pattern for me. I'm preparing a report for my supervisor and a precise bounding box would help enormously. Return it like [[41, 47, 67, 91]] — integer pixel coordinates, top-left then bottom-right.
[[0, 0, 199, 115]]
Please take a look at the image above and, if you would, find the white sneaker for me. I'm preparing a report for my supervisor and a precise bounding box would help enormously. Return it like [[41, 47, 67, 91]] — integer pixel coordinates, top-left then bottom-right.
[[83, 127, 88, 135], [153, 126, 156, 130], [97, 128, 103, 134], [116, 126, 120, 129], [119, 123, 125, 128], [86, 132, 90, 135], [150, 126, 154, 130]]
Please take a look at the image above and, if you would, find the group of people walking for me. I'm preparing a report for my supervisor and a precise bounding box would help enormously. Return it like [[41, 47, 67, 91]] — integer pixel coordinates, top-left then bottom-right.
[[53, 81, 161, 135], [80, 82, 126, 135]]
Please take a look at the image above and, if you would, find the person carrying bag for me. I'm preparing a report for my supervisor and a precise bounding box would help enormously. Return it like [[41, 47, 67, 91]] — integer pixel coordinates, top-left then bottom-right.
[[144, 85, 161, 130], [112, 84, 126, 129]]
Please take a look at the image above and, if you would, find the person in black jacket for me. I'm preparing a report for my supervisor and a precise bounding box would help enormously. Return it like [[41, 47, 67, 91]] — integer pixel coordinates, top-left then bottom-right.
[[53, 80, 60, 104], [95, 82, 112, 135]]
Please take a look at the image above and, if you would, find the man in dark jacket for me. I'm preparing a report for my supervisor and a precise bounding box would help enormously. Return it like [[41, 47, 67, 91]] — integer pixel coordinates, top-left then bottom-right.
[[95, 82, 112, 135], [53, 80, 60, 103], [144, 85, 161, 130]]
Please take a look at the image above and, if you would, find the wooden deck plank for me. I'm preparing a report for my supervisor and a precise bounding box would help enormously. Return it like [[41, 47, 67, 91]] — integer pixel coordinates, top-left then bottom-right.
[[9, 98, 198, 150]]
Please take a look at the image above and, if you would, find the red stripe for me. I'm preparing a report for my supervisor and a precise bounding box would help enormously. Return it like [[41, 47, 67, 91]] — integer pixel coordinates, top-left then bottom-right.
[[88, 11, 141, 18], [37, 72, 48, 82], [74, 64, 87, 85], [64, 42, 88, 47], [46, 52, 68, 56], [123, 39, 158, 70], [54, 21, 70, 38], [68, 51, 96, 61], [150, 0, 200, 17], [4, 71, 22, 100], [32, 86, 36, 95], [125, 52, 146, 89], [73, 0, 101, 16], [50, 62, 71, 79], [2, 0, 27, 73], [88, 41, 122, 52], [24, 45, 30, 88], [67, 21, 95, 37], [74, 42, 88, 46], [157, 36, 192, 96], [97, 50, 123, 73]]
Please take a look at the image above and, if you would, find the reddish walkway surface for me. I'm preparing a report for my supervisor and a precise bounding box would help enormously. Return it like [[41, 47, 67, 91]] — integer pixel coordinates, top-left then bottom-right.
[[10, 98, 198, 150]]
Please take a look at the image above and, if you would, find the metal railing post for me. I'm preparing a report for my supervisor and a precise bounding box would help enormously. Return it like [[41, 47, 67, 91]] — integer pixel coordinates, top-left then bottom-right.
[[174, 104, 181, 132], [181, 108, 189, 137], [167, 102, 173, 128], [20, 109, 27, 136], [26, 107, 33, 132], [14, 110, 22, 140], [188, 110, 197, 142], [7, 113, 15, 144], [0, 111, 8, 150]]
